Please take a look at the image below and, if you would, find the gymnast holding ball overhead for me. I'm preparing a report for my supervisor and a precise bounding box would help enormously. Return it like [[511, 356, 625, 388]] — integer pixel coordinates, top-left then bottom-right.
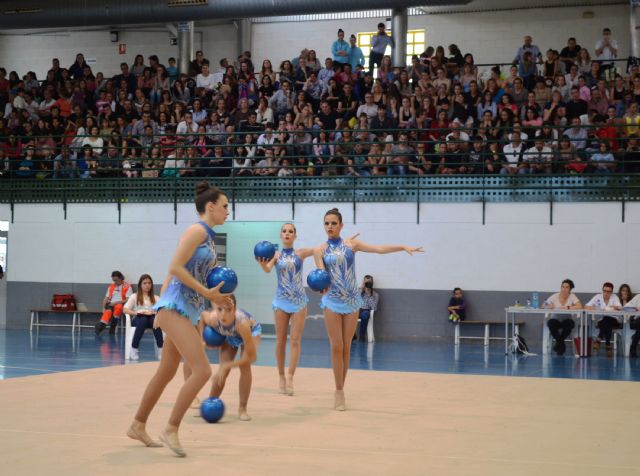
[[313, 208, 423, 411], [127, 182, 232, 458]]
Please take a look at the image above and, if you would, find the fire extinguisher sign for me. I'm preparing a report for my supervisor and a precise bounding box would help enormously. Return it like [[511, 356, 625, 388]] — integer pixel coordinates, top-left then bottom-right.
[[119, 44, 126, 55]]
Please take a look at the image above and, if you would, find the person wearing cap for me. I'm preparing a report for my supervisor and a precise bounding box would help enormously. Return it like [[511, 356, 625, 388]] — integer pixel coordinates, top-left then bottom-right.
[[370, 22, 394, 73], [348, 34, 365, 71], [331, 29, 350, 69]]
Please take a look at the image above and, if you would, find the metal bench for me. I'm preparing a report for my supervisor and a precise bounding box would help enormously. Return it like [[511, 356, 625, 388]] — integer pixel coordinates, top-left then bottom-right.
[[30, 308, 124, 335], [454, 320, 524, 346]]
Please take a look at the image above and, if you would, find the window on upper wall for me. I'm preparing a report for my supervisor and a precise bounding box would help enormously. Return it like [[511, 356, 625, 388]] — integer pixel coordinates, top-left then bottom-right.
[[357, 29, 426, 72]]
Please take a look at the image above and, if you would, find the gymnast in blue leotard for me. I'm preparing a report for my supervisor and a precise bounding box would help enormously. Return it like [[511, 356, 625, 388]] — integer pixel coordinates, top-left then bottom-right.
[[313, 207, 423, 412], [128, 182, 233, 458], [256, 223, 314, 396], [200, 295, 261, 421]]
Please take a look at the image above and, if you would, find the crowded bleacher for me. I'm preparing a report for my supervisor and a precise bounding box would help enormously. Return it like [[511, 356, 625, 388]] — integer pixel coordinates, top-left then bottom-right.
[[0, 25, 637, 179]]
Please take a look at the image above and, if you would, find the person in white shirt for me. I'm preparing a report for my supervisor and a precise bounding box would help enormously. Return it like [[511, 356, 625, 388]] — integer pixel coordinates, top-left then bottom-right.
[[211, 58, 228, 86], [195, 62, 217, 103], [500, 132, 527, 175], [585, 281, 621, 356], [176, 112, 199, 142], [523, 139, 554, 174], [256, 125, 276, 153], [544, 278, 583, 355], [38, 89, 56, 118], [594, 28, 618, 75], [356, 93, 379, 124], [123, 274, 162, 361]]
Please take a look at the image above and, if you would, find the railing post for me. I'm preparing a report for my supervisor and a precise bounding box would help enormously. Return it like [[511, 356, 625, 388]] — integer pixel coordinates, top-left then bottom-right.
[[173, 174, 178, 225], [352, 176, 357, 225], [63, 184, 67, 220], [291, 175, 295, 221], [416, 177, 420, 225], [549, 178, 553, 226]]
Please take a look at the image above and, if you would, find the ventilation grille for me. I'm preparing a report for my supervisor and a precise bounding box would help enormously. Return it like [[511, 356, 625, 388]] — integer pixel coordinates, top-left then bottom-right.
[[2, 8, 43, 15], [168, 0, 208, 7]]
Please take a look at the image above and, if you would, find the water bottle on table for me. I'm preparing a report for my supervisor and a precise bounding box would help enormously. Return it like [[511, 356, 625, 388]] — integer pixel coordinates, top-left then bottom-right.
[[532, 292, 539, 309]]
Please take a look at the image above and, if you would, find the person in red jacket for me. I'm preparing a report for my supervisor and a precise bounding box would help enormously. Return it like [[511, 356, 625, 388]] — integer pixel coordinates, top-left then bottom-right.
[[95, 271, 132, 335]]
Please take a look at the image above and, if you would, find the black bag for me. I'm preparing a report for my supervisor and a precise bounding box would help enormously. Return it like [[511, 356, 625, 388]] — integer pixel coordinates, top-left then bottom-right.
[[515, 334, 529, 354]]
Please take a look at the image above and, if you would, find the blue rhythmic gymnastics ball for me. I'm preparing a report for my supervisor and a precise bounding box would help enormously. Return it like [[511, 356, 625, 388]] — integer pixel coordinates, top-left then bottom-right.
[[206, 266, 238, 294], [254, 241, 276, 260], [307, 268, 331, 292], [200, 397, 225, 423]]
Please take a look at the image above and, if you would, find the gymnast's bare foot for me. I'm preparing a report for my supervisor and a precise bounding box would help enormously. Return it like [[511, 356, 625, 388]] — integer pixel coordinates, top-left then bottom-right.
[[334, 390, 346, 411], [239, 407, 252, 421], [127, 420, 163, 447], [286, 374, 295, 396], [159, 425, 186, 457], [279, 374, 287, 394]]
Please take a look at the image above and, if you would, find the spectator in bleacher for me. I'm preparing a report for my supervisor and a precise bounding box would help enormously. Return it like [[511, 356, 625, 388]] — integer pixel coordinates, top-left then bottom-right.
[[500, 131, 526, 175], [523, 138, 553, 174], [559, 37, 581, 71], [130, 54, 146, 77], [576, 48, 592, 75], [15, 144, 36, 178], [544, 279, 582, 356], [514, 35, 543, 65], [369, 22, 394, 73], [558, 134, 584, 173], [331, 29, 350, 70], [563, 117, 588, 150], [348, 35, 365, 72], [584, 61, 602, 88], [587, 87, 609, 116], [68, 53, 88, 80], [623, 102, 640, 137], [269, 81, 294, 120], [589, 141, 615, 173], [113, 62, 137, 94], [166, 57, 178, 83], [594, 28, 618, 76], [542, 49, 565, 81]]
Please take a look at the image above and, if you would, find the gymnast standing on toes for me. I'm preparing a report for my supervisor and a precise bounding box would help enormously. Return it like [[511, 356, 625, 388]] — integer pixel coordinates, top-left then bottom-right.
[[256, 223, 313, 396], [127, 182, 232, 458], [314, 208, 423, 411], [200, 295, 261, 421]]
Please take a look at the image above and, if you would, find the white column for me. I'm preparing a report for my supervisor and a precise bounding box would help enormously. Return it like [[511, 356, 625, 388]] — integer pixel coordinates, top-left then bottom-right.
[[391, 8, 408, 67], [631, 1, 640, 59], [177, 21, 194, 75], [237, 18, 252, 59]]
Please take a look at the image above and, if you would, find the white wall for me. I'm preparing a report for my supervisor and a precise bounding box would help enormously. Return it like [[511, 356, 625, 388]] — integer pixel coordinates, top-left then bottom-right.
[[0, 5, 629, 79], [0, 24, 237, 79], [2, 201, 640, 296], [253, 5, 629, 68]]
